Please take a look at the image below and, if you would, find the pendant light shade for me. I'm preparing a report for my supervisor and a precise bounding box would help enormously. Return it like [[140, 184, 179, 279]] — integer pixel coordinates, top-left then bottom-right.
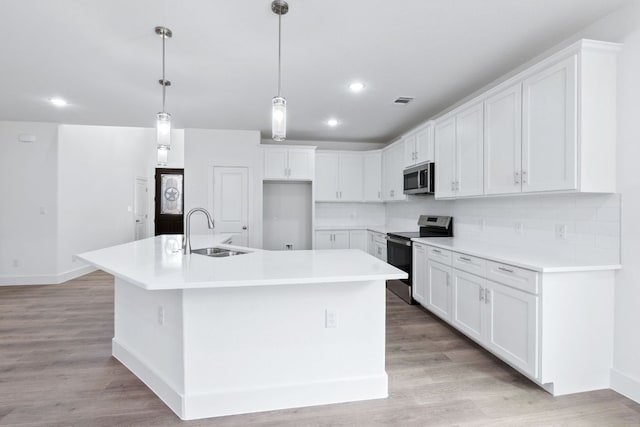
[[271, 1, 288, 141], [155, 26, 173, 165], [272, 96, 286, 141]]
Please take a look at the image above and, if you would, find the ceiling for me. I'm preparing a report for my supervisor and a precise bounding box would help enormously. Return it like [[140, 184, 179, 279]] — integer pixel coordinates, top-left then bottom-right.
[[0, 0, 630, 143]]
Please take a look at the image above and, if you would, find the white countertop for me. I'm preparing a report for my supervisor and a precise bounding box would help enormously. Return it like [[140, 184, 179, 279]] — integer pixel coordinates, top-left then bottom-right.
[[314, 225, 390, 234], [411, 237, 622, 273], [77, 234, 406, 290]]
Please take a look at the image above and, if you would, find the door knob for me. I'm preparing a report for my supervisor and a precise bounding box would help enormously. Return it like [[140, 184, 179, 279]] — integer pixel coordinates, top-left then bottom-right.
[[242, 226, 247, 230]]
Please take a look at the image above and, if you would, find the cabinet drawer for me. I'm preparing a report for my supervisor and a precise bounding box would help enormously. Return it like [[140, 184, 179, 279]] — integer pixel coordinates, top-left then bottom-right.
[[427, 246, 452, 265], [486, 260, 538, 294], [452, 252, 486, 276]]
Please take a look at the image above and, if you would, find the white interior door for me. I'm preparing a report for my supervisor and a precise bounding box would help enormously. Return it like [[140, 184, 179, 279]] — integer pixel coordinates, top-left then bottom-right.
[[213, 167, 249, 246], [134, 177, 148, 240]]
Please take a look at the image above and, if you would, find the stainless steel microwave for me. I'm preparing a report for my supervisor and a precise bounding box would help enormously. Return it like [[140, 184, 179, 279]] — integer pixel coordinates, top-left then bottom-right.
[[403, 162, 435, 195]]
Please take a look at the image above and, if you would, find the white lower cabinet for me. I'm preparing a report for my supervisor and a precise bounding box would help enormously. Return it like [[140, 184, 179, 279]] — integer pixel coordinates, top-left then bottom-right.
[[414, 243, 539, 378], [349, 230, 367, 252], [484, 279, 538, 377], [368, 231, 387, 262], [426, 259, 452, 322], [315, 230, 349, 249]]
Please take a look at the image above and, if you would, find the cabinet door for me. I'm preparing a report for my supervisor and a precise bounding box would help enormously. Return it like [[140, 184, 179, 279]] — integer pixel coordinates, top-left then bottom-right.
[[315, 231, 334, 250], [381, 146, 394, 201], [403, 134, 417, 168], [426, 260, 452, 321], [484, 83, 523, 195], [374, 240, 387, 262], [339, 153, 364, 201], [412, 243, 428, 305], [315, 153, 340, 201], [434, 117, 457, 198], [522, 55, 577, 193], [456, 102, 484, 197], [415, 123, 434, 164], [363, 151, 382, 201], [349, 230, 367, 251], [484, 280, 538, 377], [263, 148, 288, 180], [451, 270, 485, 342], [389, 143, 406, 200], [332, 231, 350, 249], [288, 149, 314, 180], [367, 232, 376, 255]]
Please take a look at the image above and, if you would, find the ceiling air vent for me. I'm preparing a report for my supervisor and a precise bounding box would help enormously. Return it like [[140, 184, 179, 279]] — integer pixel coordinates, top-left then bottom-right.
[[393, 96, 414, 105]]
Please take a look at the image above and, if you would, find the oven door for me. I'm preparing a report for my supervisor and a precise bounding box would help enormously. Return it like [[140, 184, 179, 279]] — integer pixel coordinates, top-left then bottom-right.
[[386, 236, 413, 303]]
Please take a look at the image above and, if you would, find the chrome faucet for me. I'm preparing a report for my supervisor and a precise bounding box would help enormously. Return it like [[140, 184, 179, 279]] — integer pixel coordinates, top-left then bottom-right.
[[183, 208, 215, 254]]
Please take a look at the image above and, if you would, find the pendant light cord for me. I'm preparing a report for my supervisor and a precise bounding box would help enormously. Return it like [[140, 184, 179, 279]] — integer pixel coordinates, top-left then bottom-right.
[[162, 31, 167, 113], [277, 12, 282, 97]]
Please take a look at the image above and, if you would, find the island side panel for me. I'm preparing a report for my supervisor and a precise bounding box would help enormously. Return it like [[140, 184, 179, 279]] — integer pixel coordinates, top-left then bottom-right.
[[111, 277, 186, 416], [181, 279, 387, 420]]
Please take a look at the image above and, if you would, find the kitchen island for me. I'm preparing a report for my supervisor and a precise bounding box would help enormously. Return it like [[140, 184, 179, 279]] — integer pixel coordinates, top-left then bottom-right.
[[78, 234, 406, 420]]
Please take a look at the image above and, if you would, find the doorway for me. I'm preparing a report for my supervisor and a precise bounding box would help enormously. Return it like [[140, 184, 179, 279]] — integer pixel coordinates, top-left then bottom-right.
[[155, 168, 184, 235], [213, 166, 249, 246], [134, 177, 149, 240]]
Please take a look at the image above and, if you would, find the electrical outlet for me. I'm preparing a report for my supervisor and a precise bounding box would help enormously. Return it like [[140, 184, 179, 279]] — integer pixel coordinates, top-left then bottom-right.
[[325, 309, 337, 328], [12, 259, 19, 268], [555, 224, 568, 240], [515, 222, 524, 235], [158, 306, 165, 325], [284, 243, 293, 250], [39, 206, 46, 215]]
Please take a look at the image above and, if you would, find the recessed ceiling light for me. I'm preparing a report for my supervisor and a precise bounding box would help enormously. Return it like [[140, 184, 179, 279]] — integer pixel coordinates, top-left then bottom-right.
[[327, 118, 339, 127], [348, 82, 365, 92], [49, 97, 68, 107]]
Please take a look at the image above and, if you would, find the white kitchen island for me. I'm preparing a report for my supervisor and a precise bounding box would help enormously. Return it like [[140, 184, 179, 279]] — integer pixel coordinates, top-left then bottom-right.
[[78, 234, 406, 420]]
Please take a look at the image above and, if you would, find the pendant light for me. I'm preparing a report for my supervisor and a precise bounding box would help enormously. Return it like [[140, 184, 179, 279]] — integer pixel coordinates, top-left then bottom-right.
[[155, 26, 173, 165], [271, 0, 288, 141]]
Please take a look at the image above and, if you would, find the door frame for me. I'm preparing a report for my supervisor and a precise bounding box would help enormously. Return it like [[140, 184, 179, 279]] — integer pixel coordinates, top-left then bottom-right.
[[134, 176, 150, 240]]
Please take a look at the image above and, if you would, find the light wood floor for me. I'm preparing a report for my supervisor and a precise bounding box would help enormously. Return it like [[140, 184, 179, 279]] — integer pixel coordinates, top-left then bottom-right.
[[1, 271, 639, 426]]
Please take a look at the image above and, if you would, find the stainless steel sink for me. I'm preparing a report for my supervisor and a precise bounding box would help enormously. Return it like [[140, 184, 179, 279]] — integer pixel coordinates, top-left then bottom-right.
[[191, 247, 250, 258]]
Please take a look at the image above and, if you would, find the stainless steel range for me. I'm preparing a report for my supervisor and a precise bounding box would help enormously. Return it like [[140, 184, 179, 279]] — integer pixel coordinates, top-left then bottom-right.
[[386, 215, 453, 304]]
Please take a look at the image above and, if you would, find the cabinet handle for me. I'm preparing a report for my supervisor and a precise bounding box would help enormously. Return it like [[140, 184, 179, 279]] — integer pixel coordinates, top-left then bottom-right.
[[378, 190, 381, 199], [498, 266, 514, 274], [479, 287, 484, 301], [336, 191, 339, 199], [391, 190, 394, 197], [456, 181, 460, 191], [522, 171, 528, 184], [459, 256, 472, 262], [514, 171, 520, 184], [340, 191, 342, 199], [446, 273, 450, 286], [485, 289, 490, 304], [432, 249, 441, 254]]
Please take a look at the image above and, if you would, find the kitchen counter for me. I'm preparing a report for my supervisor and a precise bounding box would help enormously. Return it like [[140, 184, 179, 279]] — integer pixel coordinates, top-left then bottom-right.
[[314, 225, 390, 234], [77, 234, 405, 420], [412, 237, 621, 273], [77, 234, 405, 290]]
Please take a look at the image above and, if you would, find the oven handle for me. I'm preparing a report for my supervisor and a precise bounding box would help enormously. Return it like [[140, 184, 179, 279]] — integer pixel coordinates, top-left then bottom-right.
[[385, 236, 412, 246]]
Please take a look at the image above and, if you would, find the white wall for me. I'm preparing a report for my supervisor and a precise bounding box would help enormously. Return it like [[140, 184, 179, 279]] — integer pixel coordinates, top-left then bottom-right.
[[315, 203, 386, 228], [261, 139, 387, 152], [263, 182, 312, 250], [0, 121, 59, 284], [184, 129, 262, 247], [57, 125, 156, 275]]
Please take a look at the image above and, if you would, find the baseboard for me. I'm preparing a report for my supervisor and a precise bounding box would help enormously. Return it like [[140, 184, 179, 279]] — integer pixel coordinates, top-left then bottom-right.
[[611, 368, 640, 404], [112, 339, 185, 418], [113, 338, 388, 421], [0, 265, 97, 286]]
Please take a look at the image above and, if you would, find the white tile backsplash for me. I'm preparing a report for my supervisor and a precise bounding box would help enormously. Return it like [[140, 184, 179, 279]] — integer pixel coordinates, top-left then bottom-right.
[[315, 202, 386, 228], [384, 193, 621, 263]]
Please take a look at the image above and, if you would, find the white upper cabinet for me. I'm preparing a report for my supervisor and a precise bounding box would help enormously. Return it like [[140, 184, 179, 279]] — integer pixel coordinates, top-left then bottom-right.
[[382, 141, 406, 201], [288, 148, 315, 181], [315, 152, 340, 201], [315, 151, 364, 202], [404, 123, 434, 168], [263, 146, 315, 181], [339, 152, 364, 201], [484, 83, 523, 195], [363, 151, 382, 201], [455, 102, 484, 197], [522, 55, 577, 193], [434, 116, 457, 199]]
